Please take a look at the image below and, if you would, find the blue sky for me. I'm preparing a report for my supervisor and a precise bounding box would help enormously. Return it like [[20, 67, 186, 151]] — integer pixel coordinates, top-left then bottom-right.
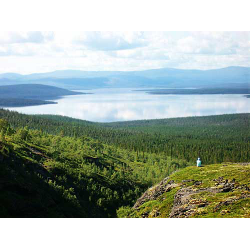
[[0, 31, 249, 74]]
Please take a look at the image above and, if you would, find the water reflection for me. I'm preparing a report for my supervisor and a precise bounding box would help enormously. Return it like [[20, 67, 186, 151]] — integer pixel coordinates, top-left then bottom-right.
[[7, 88, 250, 122]]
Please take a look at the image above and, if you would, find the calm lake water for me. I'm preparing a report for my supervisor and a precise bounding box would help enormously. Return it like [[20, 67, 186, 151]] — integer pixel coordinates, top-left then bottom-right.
[[7, 88, 250, 122]]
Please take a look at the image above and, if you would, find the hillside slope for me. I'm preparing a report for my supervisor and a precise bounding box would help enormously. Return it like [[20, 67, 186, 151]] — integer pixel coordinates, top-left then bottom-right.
[[118, 163, 250, 218], [1, 118, 189, 217], [1, 109, 249, 165], [1, 110, 250, 218], [0, 129, 152, 217]]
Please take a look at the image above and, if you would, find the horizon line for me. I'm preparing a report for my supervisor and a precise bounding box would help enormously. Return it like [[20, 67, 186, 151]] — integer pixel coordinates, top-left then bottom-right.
[[0, 65, 249, 76]]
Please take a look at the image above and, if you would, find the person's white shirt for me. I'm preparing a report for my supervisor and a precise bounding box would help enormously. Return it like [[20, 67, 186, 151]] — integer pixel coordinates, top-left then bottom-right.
[[197, 158, 201, 167]]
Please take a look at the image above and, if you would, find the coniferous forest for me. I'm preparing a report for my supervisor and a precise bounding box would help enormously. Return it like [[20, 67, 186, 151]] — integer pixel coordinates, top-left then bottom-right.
[[0, 108, 250, 217]]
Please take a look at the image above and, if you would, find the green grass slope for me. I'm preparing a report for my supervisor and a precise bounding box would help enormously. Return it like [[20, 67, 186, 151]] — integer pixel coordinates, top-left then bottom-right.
[[118, 163, 250, 218]]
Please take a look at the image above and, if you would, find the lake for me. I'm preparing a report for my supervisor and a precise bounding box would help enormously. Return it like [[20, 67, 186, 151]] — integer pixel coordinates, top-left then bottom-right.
[[6, 88, 250, 122]]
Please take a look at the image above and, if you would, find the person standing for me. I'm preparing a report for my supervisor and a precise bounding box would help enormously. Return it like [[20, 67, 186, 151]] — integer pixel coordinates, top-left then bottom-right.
[[197, 157, 202, 167]]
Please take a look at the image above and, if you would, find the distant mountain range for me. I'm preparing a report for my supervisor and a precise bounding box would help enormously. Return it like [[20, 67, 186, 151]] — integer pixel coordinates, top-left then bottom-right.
[[0, 66, 249, 90]]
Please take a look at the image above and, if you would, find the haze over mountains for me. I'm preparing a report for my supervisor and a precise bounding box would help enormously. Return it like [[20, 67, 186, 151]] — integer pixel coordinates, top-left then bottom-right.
[[0, 66, 249, 90]]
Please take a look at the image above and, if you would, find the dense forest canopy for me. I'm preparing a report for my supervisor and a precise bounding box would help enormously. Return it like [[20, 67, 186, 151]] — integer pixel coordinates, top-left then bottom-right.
[[1, 109, 249, 164], [0, 111, 188, 217], [0, 109, 249, 217]]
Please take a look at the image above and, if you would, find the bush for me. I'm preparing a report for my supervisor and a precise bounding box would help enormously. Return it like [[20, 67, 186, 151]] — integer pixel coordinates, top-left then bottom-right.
[[15, 127, 30, 141], [116, 206, 133, 218]]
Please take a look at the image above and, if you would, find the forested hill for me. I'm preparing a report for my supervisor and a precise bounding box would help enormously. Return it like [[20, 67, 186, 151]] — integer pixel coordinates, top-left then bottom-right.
[[0, 109, 249, 164], [0, 109, 250, 217], [0, 127, 146, 217], [105, 113, 250, 129], [0, 116, 186, 217], [0, 84, 83, 100], [0, 84, 84, 107]]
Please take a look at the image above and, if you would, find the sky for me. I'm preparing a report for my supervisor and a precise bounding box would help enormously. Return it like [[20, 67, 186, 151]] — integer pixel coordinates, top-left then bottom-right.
[[0, 31, 250, 74]]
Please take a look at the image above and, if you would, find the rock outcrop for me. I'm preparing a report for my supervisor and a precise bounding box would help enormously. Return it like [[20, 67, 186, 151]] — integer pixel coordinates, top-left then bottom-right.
[[133, 177, 178, 210], [127, 163, 250, 218]]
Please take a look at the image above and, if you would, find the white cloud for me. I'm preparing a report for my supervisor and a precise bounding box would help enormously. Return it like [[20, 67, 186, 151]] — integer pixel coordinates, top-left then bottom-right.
[[72, 31, 147, 51], [0, 31, 54, 44], [176, 32, 249, 56], [0, 31, 249, 73]]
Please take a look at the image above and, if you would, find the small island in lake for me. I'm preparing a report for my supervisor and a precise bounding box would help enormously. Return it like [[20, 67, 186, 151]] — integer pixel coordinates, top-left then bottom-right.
[[143, 88, 250, 96]]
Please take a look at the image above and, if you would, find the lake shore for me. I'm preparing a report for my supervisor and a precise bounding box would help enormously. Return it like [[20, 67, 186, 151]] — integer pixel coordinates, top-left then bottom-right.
[[5, 88, 250, 122], [140, 88, 250, 95]]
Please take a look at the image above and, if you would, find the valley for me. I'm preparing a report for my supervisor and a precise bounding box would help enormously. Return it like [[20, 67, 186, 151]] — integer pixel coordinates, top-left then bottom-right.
[[0, 109, 250, 217], [0, 66, 249, 218], [1, 28, 250, 250]]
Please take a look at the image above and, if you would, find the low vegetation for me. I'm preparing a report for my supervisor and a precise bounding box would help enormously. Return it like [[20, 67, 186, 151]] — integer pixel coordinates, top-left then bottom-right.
[[118, 163, 250, 218]]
